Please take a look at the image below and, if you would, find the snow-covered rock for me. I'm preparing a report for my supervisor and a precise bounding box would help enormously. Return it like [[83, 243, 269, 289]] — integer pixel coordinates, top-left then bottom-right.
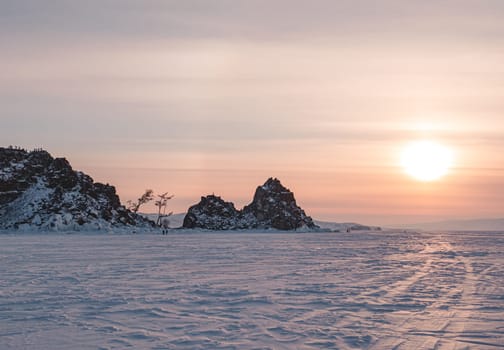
[[243, 178, 317, 230], [0, 147, 154, 231], [182, 178, 318, 231], [183, 195, 254, 230]]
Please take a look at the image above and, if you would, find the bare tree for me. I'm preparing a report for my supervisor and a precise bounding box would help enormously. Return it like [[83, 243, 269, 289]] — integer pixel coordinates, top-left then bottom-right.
[[127, 189, 154, 213], [155, 192, 174, 227]]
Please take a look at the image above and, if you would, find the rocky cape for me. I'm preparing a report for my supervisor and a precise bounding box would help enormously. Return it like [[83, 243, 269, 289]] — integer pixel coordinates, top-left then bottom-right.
[[0, 147, 154, 231], [183, 178, 319, 231]]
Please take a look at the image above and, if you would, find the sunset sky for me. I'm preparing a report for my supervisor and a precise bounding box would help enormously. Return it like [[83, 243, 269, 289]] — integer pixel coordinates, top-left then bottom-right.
[[1, 1, 503, 225]]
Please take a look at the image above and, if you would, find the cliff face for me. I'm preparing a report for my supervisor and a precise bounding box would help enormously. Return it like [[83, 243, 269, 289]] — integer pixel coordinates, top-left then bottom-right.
[[0, 147, 153, 231], [183, 178, 318, 231]]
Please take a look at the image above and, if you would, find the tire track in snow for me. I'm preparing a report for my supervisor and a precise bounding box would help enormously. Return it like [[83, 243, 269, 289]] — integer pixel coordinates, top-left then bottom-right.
[[369, 239, 477, 349]]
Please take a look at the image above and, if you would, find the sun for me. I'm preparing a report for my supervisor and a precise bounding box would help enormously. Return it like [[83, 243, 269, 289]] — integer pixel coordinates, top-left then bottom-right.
[[401, 140, 453, 181]]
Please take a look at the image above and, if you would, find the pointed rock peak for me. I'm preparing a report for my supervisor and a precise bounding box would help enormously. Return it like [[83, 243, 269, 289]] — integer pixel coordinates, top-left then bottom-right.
[[252, 177, 295, 204], [261, 177, 288, 192], [244, 178, 316, 230]]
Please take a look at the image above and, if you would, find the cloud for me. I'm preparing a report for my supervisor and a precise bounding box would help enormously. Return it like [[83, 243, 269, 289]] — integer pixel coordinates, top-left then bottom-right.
[[1, 0, 503, 44]]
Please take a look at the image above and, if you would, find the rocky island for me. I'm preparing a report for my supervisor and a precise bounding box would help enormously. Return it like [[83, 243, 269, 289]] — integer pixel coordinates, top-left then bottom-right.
[[183, 178, 319, 230], [0, 147, 153, 231]]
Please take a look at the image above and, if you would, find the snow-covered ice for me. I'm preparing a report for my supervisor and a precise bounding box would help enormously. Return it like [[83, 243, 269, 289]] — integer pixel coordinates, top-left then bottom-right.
[[0, 231, 503, 349]]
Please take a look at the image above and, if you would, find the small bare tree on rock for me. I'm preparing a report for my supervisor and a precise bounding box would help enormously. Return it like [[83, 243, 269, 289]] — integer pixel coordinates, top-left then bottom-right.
[[155, 192, 174, 227], [127, 189, 154, 213]]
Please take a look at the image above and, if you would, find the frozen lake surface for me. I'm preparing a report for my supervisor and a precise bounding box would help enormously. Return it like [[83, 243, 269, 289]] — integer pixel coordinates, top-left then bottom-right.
[[1, 231, 503, 349]]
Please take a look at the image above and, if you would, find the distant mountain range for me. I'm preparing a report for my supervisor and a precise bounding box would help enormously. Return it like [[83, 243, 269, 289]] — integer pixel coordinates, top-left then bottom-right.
[[402, 218, 504, 232]]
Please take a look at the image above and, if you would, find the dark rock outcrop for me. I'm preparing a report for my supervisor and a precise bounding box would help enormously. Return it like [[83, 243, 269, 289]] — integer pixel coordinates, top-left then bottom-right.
[[243, 178, 316, 230], [183, 195, 245, 230], [0, 147, 154, 231], [183, 178, 318, 231]]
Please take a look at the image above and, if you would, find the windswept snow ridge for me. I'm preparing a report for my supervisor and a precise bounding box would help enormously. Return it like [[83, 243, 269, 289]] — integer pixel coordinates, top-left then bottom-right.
[[0, 230, 503, 349]]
